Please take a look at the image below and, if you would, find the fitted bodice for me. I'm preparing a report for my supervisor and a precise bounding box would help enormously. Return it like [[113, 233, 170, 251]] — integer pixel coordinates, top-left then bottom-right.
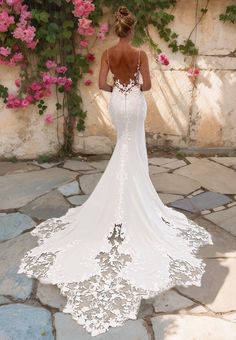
[[107, 48, 141, 95]]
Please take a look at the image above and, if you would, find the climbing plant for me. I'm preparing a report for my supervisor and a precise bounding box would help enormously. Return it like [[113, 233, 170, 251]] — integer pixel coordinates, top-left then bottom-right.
[[219, 5, 236, 24], [0, 0, 210, 154]]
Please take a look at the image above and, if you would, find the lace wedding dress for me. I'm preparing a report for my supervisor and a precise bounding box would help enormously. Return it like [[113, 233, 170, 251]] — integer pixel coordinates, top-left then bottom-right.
[[18, 49, 213, 336]]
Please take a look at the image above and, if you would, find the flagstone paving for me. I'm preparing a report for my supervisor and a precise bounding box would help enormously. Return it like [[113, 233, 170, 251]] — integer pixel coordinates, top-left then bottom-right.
[[0, 155, 235, 339]]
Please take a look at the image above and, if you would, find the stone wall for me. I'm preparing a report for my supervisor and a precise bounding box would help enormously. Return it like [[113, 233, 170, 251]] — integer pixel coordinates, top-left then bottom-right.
[[0, 0, 236, 159]]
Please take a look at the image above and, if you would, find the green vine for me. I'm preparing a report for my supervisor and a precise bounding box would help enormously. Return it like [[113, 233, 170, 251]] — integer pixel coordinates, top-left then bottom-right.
[[219, 5, 236, 24]]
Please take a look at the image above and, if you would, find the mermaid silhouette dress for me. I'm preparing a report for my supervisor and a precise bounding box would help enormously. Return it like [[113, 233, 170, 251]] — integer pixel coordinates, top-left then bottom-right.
[[18, 48, 213, 336]]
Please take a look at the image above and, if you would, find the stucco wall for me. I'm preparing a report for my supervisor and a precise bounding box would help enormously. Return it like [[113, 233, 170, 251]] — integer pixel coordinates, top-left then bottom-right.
[[0, 0, 236, 159]]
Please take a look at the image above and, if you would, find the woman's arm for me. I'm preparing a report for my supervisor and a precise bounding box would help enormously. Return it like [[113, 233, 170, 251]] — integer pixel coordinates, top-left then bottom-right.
[[98, 50, 113, 92], [139, 50, 151, 91]]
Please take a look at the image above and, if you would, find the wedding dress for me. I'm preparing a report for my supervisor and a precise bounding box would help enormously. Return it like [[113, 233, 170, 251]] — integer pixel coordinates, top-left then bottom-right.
[[18, 48, 213, 336]]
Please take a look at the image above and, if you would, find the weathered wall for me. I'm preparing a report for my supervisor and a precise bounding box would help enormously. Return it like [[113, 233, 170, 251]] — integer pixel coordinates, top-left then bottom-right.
[[0, 0, 236, 159]]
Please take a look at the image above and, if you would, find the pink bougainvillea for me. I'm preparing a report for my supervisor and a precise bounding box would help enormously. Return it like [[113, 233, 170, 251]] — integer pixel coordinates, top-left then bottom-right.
[[0, 10, 15, 32], [44, 113, 54, 124], [157, 53, 170, 66], [84, 79, 92, 86], [187, 67, 200, 78]]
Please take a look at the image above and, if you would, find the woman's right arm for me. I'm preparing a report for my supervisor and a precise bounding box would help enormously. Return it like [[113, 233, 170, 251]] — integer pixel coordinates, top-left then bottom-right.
[[140, 50, 151, 91]]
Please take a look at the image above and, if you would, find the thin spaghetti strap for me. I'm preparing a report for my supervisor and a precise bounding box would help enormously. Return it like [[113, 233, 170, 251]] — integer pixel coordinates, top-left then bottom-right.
[[106, 48, 110, 68], [137, 49, 140, 69]]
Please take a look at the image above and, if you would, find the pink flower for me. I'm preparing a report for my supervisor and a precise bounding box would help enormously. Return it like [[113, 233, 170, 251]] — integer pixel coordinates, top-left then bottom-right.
[[25, 95, 34, 103], [86, 52, 95, 62], [87, 68, 93, 74], [78, 17, 92, 30], [44, 113, 54, 124], [27, 40, 37, 49], [73, 0, 95, 18], [42, 72, 55, 85], [34, 91, 44, 100], [13, 24, 36, 44], [30, 81, 42, 91], [15, 79, 21, 87], [187, 67, 200, 78], [84, 79, 92, 86], [56, 66, 67, 74], [11, 52, 24, 62], [97, 31, 105, 40], [80, 39, 89, 47], [64, 78, 72, 91], [21, 98, 30, 107], [0, 10, 15, 32], [157, 53, 169, 66], [46, 60, 57, 68], [0, 47, 11, 57], [99, 23, 108, 33]]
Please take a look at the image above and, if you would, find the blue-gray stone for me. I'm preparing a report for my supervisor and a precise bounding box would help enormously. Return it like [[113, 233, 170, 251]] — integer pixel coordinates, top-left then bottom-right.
[[19, 190, 71, 220], [170, 191, 232, 212], [0, 296, 11, 305], [0, 167, 76, 209], [0, 304, 53, 340], [55, 312, 149, 340], [58, 181, 81, 196], [0, 232, 37, 300], [0, 212, 36, 241], [67, 195, 90, 206]]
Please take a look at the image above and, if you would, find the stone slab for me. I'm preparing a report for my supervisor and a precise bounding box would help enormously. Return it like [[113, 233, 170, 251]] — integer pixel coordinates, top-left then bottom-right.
[[58, 181, 81, 196], [36, 283, 66, 310], [54, 312, 150, 340], [88, 160, 109, 171], [152, 289, 194, 313], [148, 157, 177, 166], [67, 195, 90, 206], [30, 161, 63, 169], [159, 194, 184, 204], [0, 161, 40, 176], [20, 190, 71, 220], [63, 160, 94, 171], [0, 304, 53, 340], [151, 173, 201, 195], [194, 217, 236, 258], [177, 258, 236, 313], [170, 191, 232, 213], [204, 206, 236, 236], [149, 166, 169, 175], [0, 296, 11, 305], [162, 159, 187, 169], [151, 314, 236, 340], [0, 168, 76, 210], [210, 157, 236, 168], [175, 159, 236, 194], [0, 232, 37, 300], [80, 173, 103, 195], [0, 212, 36, 241]]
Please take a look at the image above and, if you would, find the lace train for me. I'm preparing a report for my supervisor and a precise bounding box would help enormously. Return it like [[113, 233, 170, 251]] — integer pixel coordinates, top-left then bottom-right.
[[17, 83, 213, 336]]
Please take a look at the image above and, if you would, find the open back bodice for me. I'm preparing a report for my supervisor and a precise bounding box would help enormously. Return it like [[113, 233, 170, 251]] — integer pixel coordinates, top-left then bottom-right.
[[107, 48, 141, 95]]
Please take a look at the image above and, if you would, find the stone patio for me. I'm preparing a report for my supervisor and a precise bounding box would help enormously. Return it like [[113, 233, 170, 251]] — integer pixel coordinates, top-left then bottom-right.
[[0, 155, 236, 339]]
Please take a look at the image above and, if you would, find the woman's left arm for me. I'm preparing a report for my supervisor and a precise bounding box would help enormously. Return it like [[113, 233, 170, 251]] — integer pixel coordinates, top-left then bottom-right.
[[98, 50, 113, 92]]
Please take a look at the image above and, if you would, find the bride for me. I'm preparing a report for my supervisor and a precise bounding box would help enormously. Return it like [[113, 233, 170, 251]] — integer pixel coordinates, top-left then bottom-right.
[[18, 6, 213, 337]]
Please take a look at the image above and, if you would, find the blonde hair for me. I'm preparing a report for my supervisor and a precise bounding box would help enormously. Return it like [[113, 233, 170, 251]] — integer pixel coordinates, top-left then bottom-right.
[[114, 6, 136, 38]]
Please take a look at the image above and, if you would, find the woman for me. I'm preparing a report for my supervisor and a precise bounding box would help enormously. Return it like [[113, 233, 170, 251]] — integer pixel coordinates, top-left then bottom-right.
[[18, 6, 213, 337]]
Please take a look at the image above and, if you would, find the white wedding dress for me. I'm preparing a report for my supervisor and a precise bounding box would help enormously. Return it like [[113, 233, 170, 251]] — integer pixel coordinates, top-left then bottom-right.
[[18, 49, 213, 336]]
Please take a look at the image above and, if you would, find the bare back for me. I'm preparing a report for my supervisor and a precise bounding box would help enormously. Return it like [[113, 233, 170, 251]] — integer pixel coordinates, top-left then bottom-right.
[[107, 46, 140, 86]]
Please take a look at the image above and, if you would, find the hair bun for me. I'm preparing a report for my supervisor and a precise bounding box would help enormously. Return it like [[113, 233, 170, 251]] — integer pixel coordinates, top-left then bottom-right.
[[115, 6, 129, 21]]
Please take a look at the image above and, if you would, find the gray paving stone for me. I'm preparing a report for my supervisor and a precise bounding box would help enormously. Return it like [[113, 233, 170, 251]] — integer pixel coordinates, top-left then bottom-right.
[[80, 173, 103, 194], [63, 160, 94, 171], [31, 161, 63, 169], [0, 168, 76, 210], [0, 304, 53, 340], [162, 159, 187, 169], [0, 212, 36, 241], [159, 193, 184, 204], [0, 232, 37, 300], [175, 159, 236, 194], [58, 181, 81, 196], [88, 160, 109, 171], [67, 195, 90, 206], [148, 165, 169, 175], [54, 312, 150, 339], [177, 258, 236, 313], [20, 190, 71, 220], [152, 289, 194, 313], [194, 217, 236, 258], [0, 161, 40, 176], [36, 283, 66, 310], [148, 157, 177, 166], [210, 157, 236, 167], [186, 157, 200, 163], [0, 296, 11, 305], [204, 206, 236, 236], [151, 173, 201, 195], [151, 314, 236, 340], [170, 191, 232, 213]]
